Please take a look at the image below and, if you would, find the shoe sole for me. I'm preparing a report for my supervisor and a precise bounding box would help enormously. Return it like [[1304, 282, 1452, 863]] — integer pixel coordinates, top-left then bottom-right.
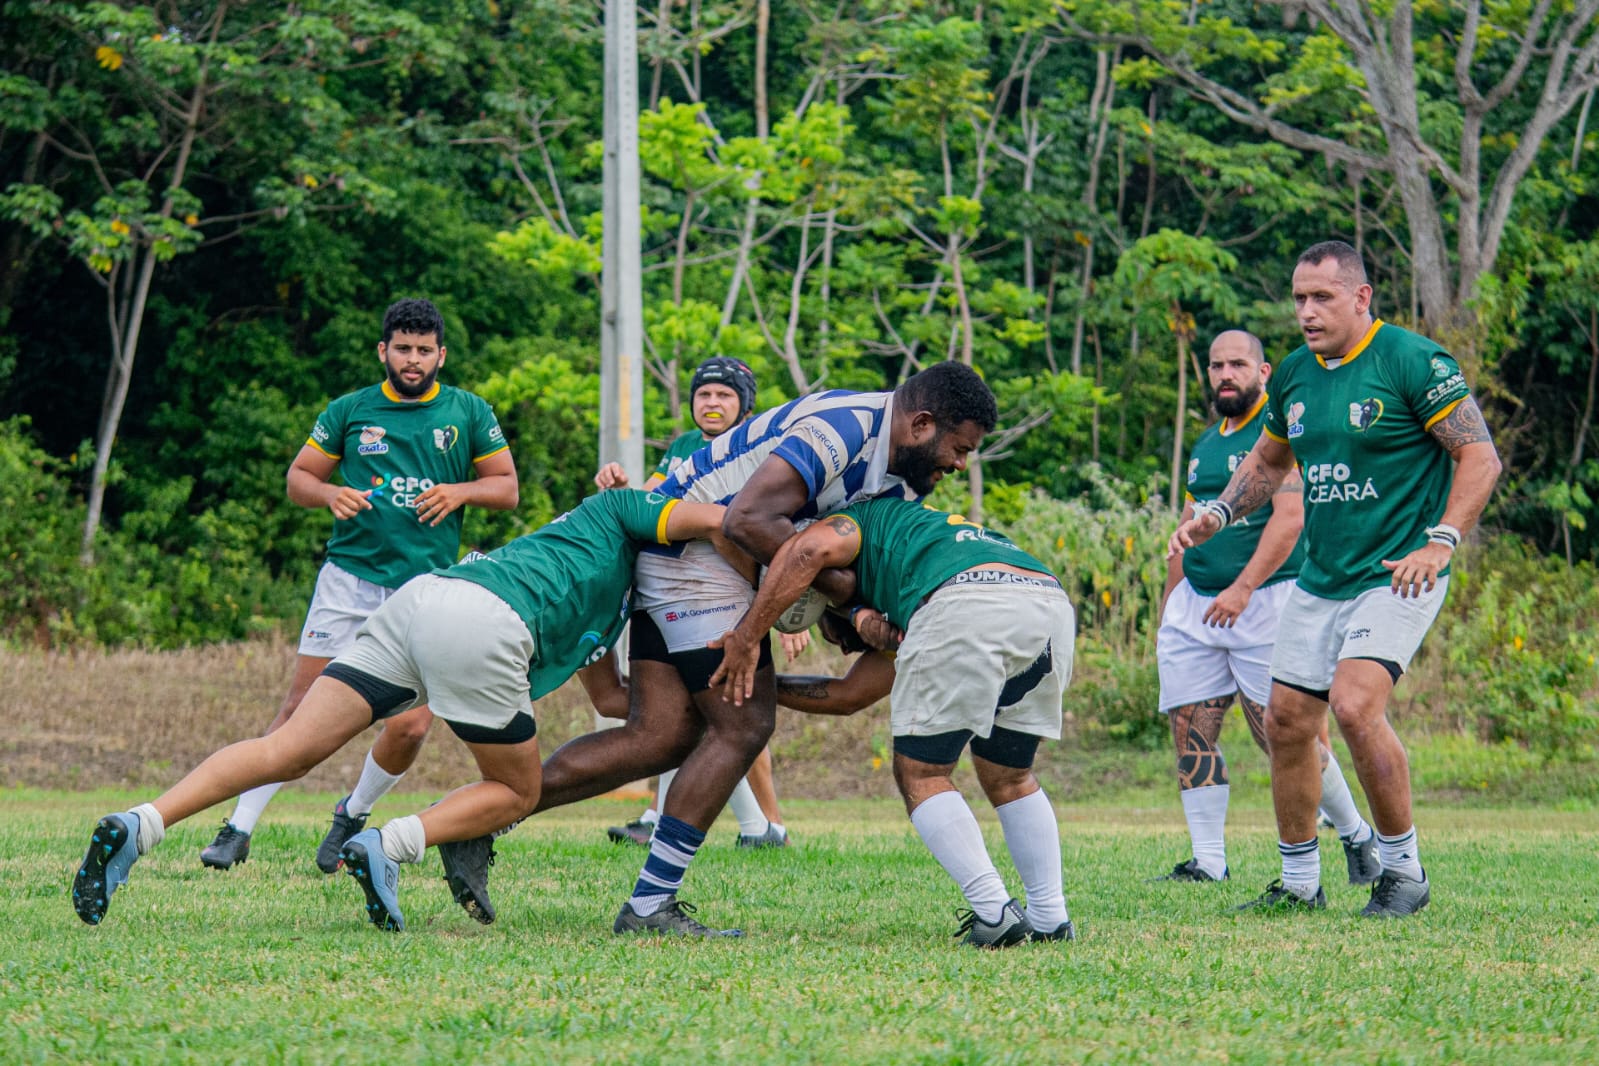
[[73, 816, 133, 925], [443, 870, 496, 926], [341, 840, 404, 931]]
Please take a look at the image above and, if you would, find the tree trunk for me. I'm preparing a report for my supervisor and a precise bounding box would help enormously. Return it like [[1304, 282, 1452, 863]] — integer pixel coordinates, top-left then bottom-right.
[[1169, 317, 1188, 512]]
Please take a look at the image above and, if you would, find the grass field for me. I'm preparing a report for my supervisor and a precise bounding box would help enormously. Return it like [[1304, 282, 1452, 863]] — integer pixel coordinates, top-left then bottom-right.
[[4, 789, 1595, 1064]]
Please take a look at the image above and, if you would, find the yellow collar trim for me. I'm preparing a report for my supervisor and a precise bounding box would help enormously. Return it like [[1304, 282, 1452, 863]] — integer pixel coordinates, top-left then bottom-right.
[[1316, 319, 1382, 369], [1219, 392, 1268, 436], [381, 379, 441, 403]]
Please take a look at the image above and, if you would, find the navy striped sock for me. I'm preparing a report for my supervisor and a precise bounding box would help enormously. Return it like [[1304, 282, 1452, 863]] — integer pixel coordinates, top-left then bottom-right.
[[629, 814, 705, 917], [1278, 837, 1320, 899]]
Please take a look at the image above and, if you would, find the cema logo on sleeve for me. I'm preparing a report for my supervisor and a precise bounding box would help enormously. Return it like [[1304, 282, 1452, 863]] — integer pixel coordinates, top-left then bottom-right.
[[357, 426, 389, 455]]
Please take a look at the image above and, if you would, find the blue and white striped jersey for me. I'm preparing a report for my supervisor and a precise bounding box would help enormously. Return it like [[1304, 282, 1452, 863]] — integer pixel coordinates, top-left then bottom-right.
[[658, 389, 918, 519]]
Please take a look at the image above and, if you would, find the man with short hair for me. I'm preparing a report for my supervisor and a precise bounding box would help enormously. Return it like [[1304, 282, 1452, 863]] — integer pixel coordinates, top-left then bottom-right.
[[713, 497, 1075, 948], [198, 297, 518, 874], [72, 490, 728, 931], [474, 362, 995, 937], [1154, 329, 1377, 886], [594, 356, 793, 850], [1170, 240, 1501, 917]]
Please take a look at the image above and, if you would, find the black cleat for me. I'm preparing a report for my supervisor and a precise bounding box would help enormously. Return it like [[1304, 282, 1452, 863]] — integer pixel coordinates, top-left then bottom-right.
[[1360, 871, 1430, 918], [613, 896, 743, 937], [1147, 858, 1228, 883], [954, 899, 1032, 948], [606, 819, 654, 847], [1029, 918, 1076, 942], [315, 795, 369, 874], [1342, 832, 1383, 885], [1234, 879, 1327, 912], [438, 834, 497, 925], [199, 820, 251, 870], [72, 813, 141, 925]]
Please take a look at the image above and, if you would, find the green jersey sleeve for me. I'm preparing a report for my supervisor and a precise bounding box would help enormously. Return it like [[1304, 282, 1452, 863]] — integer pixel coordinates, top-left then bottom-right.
[[307, 393, 353, 458], [1406, 349, 1472, 429], [468, 395, 509, 462]]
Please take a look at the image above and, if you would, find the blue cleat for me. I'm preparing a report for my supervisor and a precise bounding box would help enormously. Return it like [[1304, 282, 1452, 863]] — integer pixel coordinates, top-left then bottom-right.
[[73, 812, 141, 926], [340, 828, 404, 931]]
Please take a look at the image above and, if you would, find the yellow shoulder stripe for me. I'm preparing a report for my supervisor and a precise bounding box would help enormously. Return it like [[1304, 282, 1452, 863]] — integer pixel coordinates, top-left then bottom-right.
[[305, 437, 340, 459], [1262, 427, 1290, 444], [472, 444, 511, 464]]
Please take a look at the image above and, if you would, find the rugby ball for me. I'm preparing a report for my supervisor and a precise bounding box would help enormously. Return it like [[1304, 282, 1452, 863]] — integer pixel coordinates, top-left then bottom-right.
[[760, 564, 829, 633], [774, 586, 828, 634]]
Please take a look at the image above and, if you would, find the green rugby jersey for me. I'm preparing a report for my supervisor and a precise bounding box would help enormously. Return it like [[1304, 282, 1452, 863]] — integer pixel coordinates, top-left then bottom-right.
[[439, 490, 678, 699], [833, 497, 1055, 631], [306, 381, 508, 589], [1262, 320, 1470, 599], [1182, 395, 1304, 596], [648, 429, 708, 484]]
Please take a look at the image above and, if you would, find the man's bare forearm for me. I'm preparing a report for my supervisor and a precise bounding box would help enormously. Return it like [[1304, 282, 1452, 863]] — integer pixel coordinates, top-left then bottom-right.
[[1218, 448, 1291, 523]]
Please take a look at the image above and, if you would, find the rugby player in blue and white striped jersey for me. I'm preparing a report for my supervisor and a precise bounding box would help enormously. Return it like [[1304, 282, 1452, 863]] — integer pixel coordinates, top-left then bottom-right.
[[535, 361, 997, 937]]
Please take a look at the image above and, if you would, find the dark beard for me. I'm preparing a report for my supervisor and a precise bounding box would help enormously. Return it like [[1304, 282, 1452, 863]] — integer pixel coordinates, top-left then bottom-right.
[[386, 362, 439, 399], [892, 437, 944, 496], [1213, 385, 1261, 419]]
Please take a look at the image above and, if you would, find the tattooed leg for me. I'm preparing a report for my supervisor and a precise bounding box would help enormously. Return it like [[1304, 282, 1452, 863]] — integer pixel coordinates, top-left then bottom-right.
[[1169, 695, 1232, 791]]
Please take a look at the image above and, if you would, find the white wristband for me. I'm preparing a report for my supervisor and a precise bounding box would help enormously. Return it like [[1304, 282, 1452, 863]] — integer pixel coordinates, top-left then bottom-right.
[[1425, 523, 1461, 549]]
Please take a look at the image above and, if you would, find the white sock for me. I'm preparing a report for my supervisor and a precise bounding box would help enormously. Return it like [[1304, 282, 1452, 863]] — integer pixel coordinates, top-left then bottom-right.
[[909, 790, 1010, 923], [347, 751, 405, 817], [228, 781, 283, 834], [1377, 826, 1424, 882], [1278, 837, 1321, 899], [378, 814, 427, 864], [1318, 752, 1369, 841], [649, 768, 677, 822], [129, 803, 165, 855], [1180, 784, 1229, 879], [729, 778, 768, 836], [994, 789, 1068, 930]]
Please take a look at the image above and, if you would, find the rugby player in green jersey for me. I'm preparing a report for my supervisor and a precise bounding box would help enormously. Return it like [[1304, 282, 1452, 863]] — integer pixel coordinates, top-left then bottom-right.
[[712, 498, 1077, 947], [71, 490, 728, 931], [591, 357, 794, 850], [198, 298, 519, 875], [1170, 241, 1501, 918], [1153, 330, 1377, 887]]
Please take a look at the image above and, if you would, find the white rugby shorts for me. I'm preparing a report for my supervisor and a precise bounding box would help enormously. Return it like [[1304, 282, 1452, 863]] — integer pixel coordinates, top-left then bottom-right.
[[890, 582, 1074, 740], [1156, 579, 1295, 712], [1270, 577, 1449, 693], [633, 540, 754, 653], [298, 561, 400, 658], [332, 574, 536, 731]]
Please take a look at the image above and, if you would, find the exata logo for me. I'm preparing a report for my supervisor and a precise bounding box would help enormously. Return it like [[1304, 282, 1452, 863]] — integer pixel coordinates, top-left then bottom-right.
[[357, 425, 389, 455]]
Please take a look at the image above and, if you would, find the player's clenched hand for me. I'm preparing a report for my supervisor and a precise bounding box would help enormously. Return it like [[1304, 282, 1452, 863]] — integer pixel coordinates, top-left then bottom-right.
[[329, 487, 374, 520], [414, 482, 469, 526], [1166, 513, 1221, 559], [1382, 542, 1451, 599], [594, 462, 630, 490], [1202, 583, 1252, 628], [851, 607, 903, 652], [708, 628, 762, 706]]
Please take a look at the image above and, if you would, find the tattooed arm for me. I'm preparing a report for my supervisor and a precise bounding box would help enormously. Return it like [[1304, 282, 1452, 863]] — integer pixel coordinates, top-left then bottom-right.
[[710, 515, 863, 704], [1167, 434, 1297, 558], [1382, 397, 1502, 597], [1203, 469, 1304, 629], [775, 651, 896, 716]]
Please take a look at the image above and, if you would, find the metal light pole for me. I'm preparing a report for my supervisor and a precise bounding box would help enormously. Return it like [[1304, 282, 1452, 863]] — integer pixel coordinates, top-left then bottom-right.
[[597, 1, 648, 780], [600, 0, 645, 485]]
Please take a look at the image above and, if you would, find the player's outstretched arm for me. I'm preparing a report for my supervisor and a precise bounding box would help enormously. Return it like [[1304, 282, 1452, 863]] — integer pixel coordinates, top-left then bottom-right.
[[1204, 469, 1304, 628], [776, 651, 895, 716], [287, 444, 373, 519], [1383, 397, 1502, 597], [710, 516, 860, 705], [413, 450, 519, 526], [662, 501, 730, 542], [1168, 434, 1295, 558]]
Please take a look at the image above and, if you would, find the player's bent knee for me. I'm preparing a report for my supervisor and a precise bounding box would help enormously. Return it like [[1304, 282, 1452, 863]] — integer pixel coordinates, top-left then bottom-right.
[[969, 727, 1041, 771]]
